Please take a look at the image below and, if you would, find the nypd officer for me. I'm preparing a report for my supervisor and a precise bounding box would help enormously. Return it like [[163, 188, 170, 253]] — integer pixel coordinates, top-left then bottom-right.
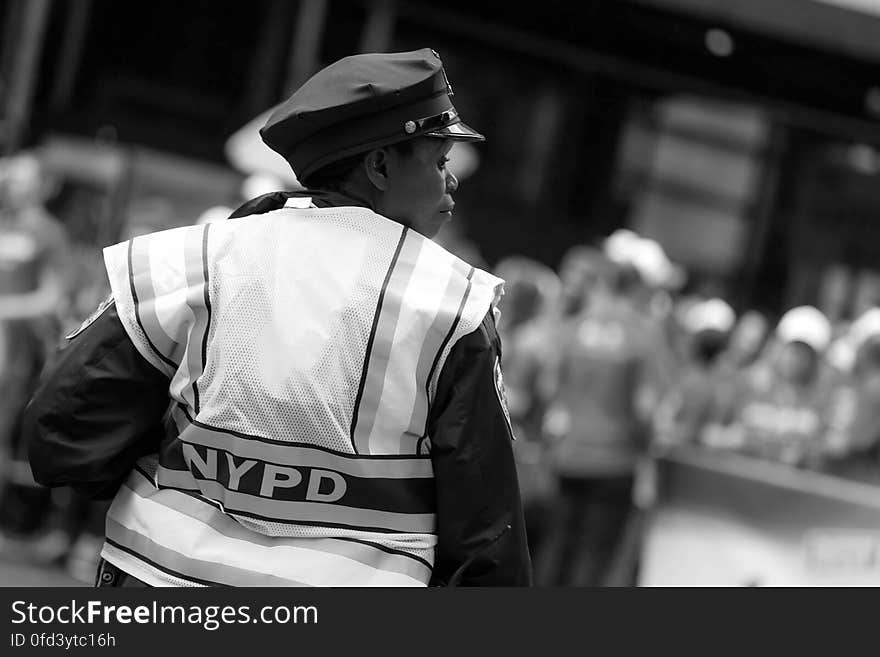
[[24, 49, 531, 587]]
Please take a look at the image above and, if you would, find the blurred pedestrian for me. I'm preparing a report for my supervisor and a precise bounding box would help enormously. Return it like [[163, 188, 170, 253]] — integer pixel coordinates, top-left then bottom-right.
[[538, 255, 670, 586], [602, 231, 681, 407], [558, 245, 613, 318], [822, 308, 880, 482], [0, 152, 71, 550], [720, 309, 770, 373], [705, 305, 831, 468], [653, 298, 736, 447]]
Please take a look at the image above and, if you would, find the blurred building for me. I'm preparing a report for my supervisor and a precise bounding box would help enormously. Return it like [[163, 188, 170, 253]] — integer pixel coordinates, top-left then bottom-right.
[[3, 0, 880, 315]]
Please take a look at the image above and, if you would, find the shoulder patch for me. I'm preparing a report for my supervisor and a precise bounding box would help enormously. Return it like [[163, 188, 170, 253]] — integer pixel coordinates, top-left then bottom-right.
[[65, 295, 115, 340], [494, 355, 516, 440]]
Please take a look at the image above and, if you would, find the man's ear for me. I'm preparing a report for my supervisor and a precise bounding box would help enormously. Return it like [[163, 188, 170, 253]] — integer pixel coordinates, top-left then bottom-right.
[[364, 148, 390, 191]]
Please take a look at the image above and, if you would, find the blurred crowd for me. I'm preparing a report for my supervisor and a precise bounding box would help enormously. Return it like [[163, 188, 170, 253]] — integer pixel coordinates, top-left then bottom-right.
[[0, 151, 112, 584], [3, 148, 880, 587], [495, 229, 880, 587]]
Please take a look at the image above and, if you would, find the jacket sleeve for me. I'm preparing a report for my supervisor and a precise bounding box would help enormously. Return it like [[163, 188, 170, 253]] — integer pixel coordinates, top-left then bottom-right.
[[23, 301, 170, 499], [427, 310, 533, 587]]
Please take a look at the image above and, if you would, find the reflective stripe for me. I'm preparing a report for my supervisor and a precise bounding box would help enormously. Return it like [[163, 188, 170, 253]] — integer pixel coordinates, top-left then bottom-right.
[[157, 410, 435, 533], [367, 245, 464, 454], [154, 466, 198, 490], [107, 473, 429, 586], [157, 429, 435, 511], [128, 470, 433, 580], [155, 475, 434, 534], [429, 267, 500, 407], [129, 237, 179, 369], [106, 519, 310, 587], [350, 227, 408, 453], [417, 266, 475, 455], [352, 229, 423, 454], [101, 542, 202, 587], [155, 451, 434, 515], [182, 224, 212, 412], [401, 257, 472, 451], [171, 408, 432, 478]]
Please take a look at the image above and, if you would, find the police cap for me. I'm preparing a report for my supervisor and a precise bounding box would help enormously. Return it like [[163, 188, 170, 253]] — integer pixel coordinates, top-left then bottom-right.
[[260, 48, 484, 181]]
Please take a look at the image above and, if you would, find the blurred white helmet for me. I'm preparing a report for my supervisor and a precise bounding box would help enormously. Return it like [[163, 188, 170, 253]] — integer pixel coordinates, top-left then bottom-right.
[[196, 205, 233, 225], [683, 298, 736, 334], [603, 230, 685, 289], [241, 172, 283, 200], [633, 238, 672, 288], [603, 229, 641, 265], [241, 173, 312, 209], [225, 109, 300, 185], [635, 238, 686, 289], [826, 308, 880, 372], [849, 307, 880, 347], [775, 305, 832, 352]]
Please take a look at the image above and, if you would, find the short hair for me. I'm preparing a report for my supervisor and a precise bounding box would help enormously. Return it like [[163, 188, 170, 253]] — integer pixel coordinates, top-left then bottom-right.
[[301, 140, 415, 191]]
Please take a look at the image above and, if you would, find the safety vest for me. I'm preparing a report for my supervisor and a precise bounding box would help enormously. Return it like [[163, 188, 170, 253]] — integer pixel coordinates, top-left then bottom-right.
[[100, 206, 502, 586]]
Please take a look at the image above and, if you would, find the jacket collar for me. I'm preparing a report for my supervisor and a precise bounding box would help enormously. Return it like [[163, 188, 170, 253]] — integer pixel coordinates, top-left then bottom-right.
[[228, 189, 368, 219]]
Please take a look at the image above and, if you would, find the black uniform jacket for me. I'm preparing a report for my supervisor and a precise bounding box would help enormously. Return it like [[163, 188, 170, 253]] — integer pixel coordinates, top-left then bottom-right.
[[24, 195, 532, 587]]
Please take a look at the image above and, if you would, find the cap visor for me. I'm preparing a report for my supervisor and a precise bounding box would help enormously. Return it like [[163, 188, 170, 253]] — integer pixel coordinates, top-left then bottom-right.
[[425, 120, 485, 141]]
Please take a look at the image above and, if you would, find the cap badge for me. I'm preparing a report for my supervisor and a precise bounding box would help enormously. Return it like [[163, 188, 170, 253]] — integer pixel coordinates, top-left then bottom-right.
[[404, 120, 417, 134]]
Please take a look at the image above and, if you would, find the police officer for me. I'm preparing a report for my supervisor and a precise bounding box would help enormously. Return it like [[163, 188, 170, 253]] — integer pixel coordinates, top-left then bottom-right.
[[23, 49, 531, 587]]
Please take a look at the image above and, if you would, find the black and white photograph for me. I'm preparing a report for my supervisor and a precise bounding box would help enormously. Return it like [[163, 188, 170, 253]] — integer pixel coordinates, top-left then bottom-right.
[[3, 0, 880, 592]]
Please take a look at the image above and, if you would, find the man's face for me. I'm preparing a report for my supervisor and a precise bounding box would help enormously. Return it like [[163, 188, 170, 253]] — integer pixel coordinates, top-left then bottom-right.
[[376, 138, 458, 239]]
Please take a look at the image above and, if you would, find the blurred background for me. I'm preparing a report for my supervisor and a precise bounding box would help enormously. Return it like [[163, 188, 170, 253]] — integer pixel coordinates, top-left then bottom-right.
[[3, 0, 880, 586]]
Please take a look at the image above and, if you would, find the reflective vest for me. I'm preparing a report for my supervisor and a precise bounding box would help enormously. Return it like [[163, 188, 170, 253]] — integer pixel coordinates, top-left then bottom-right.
[[100, 206, 502, 586]]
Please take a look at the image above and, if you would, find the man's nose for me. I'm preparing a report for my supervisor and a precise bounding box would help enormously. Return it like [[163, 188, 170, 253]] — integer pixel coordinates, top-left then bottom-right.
[[445, 170, 459, 193]]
